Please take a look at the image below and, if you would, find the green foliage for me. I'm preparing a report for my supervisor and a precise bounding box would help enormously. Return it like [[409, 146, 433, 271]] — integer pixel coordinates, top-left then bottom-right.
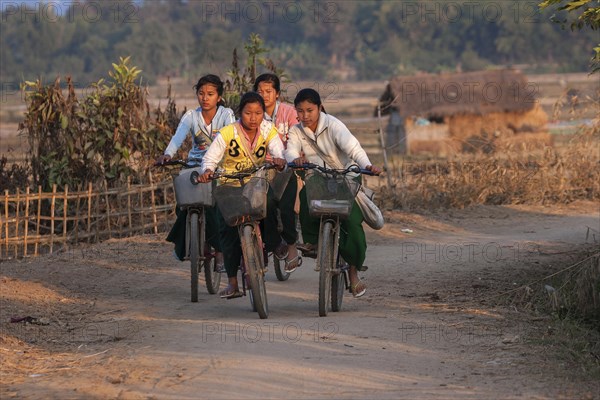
[[539, 0, 600, 72], [19, 57, 177, 190], [223, 34, 287, 113], [1, 1, 599, 83]]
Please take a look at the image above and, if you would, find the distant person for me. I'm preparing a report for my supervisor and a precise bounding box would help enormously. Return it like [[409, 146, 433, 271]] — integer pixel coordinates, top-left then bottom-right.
[[198, 92, 286, 298], [286, 88, 382, 297], [253, 73, 300, 273], [155, 74, 235, 268]]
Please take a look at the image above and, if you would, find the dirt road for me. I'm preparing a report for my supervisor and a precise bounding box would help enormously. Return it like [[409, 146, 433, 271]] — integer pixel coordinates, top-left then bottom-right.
[[1, 202, 599, 399]]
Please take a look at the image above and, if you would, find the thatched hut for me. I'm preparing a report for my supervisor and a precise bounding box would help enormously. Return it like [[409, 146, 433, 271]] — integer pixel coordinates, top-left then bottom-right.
[[378, 69, 550, 155]]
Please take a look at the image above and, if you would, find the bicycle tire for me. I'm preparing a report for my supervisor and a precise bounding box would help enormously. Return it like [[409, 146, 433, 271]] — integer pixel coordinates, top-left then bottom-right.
[[242, 224, 268, 319], [249, 283, 257, 312], [203, 243, 221, 294], [318, 221, 335, 317], [273, 256, 290, 281], [189, 213, 200, 303]]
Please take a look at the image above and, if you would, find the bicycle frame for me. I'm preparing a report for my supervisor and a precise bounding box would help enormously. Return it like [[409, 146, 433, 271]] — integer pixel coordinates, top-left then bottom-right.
[[155, 159, 221, 300], [212, 165, 274, 319], [290, 162, 375, 316]]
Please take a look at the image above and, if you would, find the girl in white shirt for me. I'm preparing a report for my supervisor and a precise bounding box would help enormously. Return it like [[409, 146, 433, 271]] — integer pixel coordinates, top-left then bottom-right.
[[286, 88, 382, 297], [156, 75, 235, 266]]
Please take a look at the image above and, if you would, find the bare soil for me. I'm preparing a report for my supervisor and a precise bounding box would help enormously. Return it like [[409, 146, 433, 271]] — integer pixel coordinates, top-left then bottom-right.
[[1, 201, 599, 399]]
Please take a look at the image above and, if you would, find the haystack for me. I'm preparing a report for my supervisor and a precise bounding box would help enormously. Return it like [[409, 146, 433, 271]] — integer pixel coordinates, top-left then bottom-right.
[[379, 69, 551, 155]]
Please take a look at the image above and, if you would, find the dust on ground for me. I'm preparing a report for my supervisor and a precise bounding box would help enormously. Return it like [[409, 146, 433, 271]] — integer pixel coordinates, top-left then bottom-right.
[[1, 201, 599, 399]]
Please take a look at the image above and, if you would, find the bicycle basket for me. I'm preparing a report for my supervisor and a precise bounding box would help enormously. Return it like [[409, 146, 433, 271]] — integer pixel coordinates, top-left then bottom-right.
[[214, 176, 268, 226], [268, 168, 293, 201], [173, 167, 214, 207], [304, 170, 360, 218]]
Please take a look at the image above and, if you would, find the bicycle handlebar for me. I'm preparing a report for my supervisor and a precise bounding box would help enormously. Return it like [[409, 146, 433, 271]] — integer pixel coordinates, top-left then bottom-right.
[[287, 162, 377, 176], [153, 159, 195, 168], [211, 163, 279, 181]]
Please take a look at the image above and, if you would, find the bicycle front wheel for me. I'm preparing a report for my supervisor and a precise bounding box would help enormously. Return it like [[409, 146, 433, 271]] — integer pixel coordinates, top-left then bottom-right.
[[318, 221, 336, 317], [241, 224, 268, 319], [189, 212, 201, 303], [331, 260, 346, 312]]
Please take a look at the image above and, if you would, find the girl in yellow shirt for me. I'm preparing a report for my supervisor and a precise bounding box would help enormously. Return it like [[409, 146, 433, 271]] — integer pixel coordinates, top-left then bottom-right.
[[200, 92, 285, 298]]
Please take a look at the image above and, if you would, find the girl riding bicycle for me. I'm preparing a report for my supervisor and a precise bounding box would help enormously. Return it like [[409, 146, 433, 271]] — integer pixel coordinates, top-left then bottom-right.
[[199, 92, 286, 299], [254, 73, 301, 273], [155, 75, 235, 267], [285, 88, 382, 298]]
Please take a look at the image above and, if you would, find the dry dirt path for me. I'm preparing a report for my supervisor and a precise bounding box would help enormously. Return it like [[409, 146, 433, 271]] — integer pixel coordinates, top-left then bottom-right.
[[1, 202, 599, 399]]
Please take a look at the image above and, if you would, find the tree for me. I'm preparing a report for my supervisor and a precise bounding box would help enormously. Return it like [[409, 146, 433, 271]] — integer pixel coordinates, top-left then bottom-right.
[[539, 0, 600, 72], [222, 34, 286, 112]]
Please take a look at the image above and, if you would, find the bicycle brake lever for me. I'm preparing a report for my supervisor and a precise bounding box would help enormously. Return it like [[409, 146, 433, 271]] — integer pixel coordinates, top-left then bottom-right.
[[190, 170, 200, 185]]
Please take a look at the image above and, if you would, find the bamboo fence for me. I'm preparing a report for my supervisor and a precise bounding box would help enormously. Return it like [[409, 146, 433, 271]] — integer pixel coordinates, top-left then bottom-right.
[[1, 173, 176, 260]]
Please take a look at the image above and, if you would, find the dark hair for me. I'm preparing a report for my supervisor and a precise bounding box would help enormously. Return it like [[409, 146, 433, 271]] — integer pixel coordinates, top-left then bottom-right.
[[238, 92, 265, 114], [194, 74, 225, 107], [253, 73, 280, 93], [294, 88, 325, 112], [193, 74, 224, 96]]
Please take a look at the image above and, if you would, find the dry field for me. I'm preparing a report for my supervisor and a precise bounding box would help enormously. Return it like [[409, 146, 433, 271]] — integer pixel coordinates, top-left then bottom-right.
[[1, 73, 599, 399], [2, 72, 598, 165]]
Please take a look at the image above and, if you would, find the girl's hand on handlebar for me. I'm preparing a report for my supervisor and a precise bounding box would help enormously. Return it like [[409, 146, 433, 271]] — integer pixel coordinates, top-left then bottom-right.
[[155, 154, 171, 166], [365, 165, 383, 175], [292, 156, 307, 166], [197, 169, 214, 183], [272, 157, 286, 171]]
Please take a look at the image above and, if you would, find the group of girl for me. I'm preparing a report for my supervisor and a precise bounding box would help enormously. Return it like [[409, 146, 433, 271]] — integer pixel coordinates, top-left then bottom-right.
[[156, 73, 382, 300]]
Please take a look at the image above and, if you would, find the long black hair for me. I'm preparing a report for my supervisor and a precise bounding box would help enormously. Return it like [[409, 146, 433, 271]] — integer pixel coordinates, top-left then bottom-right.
[[253, 73, 281, 93], [194, 74, 225, 106], [294, 88, 325, 113]]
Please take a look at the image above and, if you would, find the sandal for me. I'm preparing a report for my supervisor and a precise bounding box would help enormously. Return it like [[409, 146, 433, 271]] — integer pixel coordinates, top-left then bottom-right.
[[219, 285, 242, 299], [274, 242, 289, 260], [350, 280, 367, 298], [284, 256, 300, 273]]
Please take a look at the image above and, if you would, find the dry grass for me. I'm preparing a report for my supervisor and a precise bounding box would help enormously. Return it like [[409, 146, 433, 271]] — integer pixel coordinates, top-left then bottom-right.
[[505, 250, 600, 377], [378, 118, 599, 210]]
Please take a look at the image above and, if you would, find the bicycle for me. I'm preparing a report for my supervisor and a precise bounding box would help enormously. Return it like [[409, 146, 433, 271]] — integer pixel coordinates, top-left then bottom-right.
[[211, 164, 275, 319], [156, 159, 221, 302], [291, 163, 376, 317], [264, 168, 302, 282]]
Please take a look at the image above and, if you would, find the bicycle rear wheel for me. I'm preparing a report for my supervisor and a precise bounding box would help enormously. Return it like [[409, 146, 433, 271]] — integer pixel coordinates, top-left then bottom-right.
[[203, 243, 221, 294], [189, 212, 201, 302], [241, 224, 268, 319], [318, 221, 335, 317], [273, 256, 290, 281]]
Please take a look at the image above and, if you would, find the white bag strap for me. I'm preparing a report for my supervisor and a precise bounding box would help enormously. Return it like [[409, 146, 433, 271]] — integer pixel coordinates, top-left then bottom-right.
[[298, 125, 344, 169]]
